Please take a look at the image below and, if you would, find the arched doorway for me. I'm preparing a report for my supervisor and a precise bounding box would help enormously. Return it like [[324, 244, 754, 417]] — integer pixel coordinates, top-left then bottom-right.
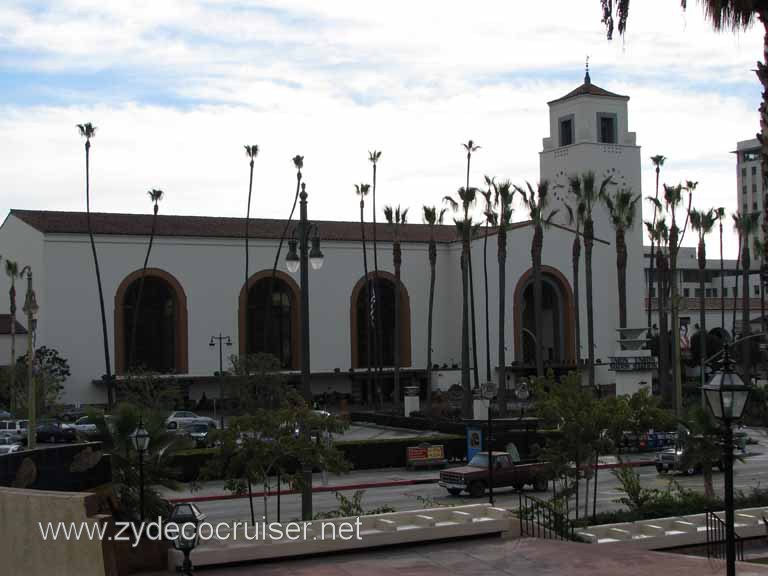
[[238, 271, 300, 370], [513, 266, 575, 366], [350, 272, 411, 368], [115, 269, 188, 374]]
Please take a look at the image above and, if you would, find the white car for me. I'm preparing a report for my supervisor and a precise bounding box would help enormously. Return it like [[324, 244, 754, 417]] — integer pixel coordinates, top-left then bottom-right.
[[166, 411, 217, 430], [0, 420, 29, 443], [73, 415, 99, 435], [0, 433, 23, 453]]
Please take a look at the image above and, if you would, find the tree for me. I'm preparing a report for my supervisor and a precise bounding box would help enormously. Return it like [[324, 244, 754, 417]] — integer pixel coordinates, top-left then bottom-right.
[[566, 172, 611, 387], [422, 205, 446, 415], [355, 183, 374, 406], [565, 199, 585, 368], [492, 180, 515, 417], [77, 122, 113, 408], [369, 151, 384, 392], [733, 210, 761, 382], [384, 205, 408, 411], [604, 188, 640, 328], [129, 188, 164, 370], [481, 176, 495, 383], [227, 352, 289, 413], [648, 155, 667, 329], [462, 141, 482, 390], [5, 260, 18, 413], [243, 145, 258, 355], [517, 181, 558, 378], [680, 404, 722, 500], [443, 187, 479, 418], [717, 207, 727, 332], [8, 346, 70, 416], [689, 207, 717, 385], [646, 215, 672, 405]]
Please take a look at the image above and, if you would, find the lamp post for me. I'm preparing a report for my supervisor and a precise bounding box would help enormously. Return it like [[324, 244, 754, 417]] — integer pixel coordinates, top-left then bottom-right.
[[480, 382, 497, 506], [169, 502, 206, 575], [286, 182, 324, 521], [130, 418, 150, 522], [703, 345, 750, 576], [20, 266, 38, 449], [209, 333, 232, 424]]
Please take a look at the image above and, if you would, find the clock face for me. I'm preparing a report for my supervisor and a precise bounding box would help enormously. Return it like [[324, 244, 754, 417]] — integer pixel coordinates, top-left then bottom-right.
[[602, 167, 628, 191], [549, 167, 628, 226]]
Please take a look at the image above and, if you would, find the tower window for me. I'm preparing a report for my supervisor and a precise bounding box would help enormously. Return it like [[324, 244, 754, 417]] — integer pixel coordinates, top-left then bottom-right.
[[559, 116, 574, 147], [752, 166, 758, 176], [597, 113, 617, 144]]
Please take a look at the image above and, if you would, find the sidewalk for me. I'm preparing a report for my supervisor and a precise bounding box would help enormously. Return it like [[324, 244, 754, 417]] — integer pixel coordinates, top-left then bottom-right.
[[159, 452, 656, 503]]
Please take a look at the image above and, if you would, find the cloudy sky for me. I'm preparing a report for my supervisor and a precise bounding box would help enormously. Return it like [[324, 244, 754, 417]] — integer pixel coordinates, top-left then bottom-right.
[[0, 1, 762, 255]]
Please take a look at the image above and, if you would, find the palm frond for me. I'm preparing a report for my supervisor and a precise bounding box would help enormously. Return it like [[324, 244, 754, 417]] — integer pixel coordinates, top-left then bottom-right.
[[293, 155, 304, 170], [368, 150, 382, 164]]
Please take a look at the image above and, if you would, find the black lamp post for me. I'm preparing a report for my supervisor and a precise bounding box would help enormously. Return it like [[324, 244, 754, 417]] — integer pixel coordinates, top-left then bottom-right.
[[480, 382, 497, 506], [130, 418, 150, 522], [703, 346, 750, 576], [169, 502, 206, 575], [209, 333, 232, 425], [286, 182, 324, 521]]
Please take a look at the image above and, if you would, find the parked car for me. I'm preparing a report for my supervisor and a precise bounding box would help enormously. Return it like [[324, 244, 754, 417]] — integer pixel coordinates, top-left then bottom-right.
[[439, 447, 551, 497], [0, 408, 11, 419], [0, 435, 23, 454], [181, 422, 215, 448], [73, 415, 100, 435], [36, 420, 78, 444], [0, 420, 29, 444], [166, 411, 217, 430]]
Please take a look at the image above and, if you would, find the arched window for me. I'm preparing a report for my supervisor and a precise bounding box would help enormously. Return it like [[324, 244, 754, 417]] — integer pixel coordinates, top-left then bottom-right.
[[115, 269, 188, 374], [239, 271, 300, 370], [350, 272, 411, 369]]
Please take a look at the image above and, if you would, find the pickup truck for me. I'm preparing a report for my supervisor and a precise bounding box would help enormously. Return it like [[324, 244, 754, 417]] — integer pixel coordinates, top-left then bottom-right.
[[439, 450, 551, 497]]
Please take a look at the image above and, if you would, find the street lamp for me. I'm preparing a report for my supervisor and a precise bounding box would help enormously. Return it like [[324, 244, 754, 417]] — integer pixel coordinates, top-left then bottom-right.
[[285, 181, 324, 520], [169, 502, 206, 575], [209, 333, 232, 424], [703, 345, 750, 576], [20, 266, 38, 449], [130, 418, 150, 522]]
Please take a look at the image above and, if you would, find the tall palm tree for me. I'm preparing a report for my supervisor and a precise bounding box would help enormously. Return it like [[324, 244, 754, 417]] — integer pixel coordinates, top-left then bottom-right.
[[755, 238, 768, 358], [648, 155, 667, 329], [717, 207, 727, 333], [423, 205, 446, 414], [243, 145, 258, 356], [734, 210, 761, 383], [565, 201, 585, 368], [646, 217, 672, 404], [516, 181, 558, 378], [604, 188, 640, 328], [462, 141, 481, 390], [369, 151, 383, 392], [481, 176, 495, 383], [689, 208, 717, 387], [355, 183, 373, 406], [444, 186, 479, 418], [566, 172, 610, 387], [129, 189, 165, 370], [384, 205, 408, 412], [493, 181, 515, 417], [5, 260, 18, 412], [78, 122, 112, 408]]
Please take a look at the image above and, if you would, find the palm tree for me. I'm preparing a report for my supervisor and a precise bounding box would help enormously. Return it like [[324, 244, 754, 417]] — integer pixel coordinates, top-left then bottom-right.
[[355, 183, 373, 406], [755, 237, 767, 359], [5, 260, 18, 412], [493, 181, 515, 417], [243, 145, 258, 356], [77, 122, 113, 408], [423, 205, 446, 414], [444, 187, 479, 418], [733, 210, 761, 383], [129, 189, 165, 370], [565, 173, 610, 387], [604, 188, 640, 328], [648, 155, 667, 329], [481, 176, 495, 383], [717, 207, 727, 333], [565, 200, 585, 368], [462, 141, 481, 390], [646, 217, 671, 404], [369, 151, 383, 391], [517, 181, 558, 378], [384, 205, 408, 412], [689, 208, 717, 387]]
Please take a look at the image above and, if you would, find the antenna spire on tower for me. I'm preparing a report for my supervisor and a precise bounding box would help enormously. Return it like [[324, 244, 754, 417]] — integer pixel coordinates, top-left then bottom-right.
[[585, 56, 591, 84]]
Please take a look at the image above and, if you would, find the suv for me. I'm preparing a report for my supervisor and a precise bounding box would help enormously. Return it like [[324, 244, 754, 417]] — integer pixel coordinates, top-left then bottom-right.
[[166, 411, 217, 430], [0, 420, 29, 444]]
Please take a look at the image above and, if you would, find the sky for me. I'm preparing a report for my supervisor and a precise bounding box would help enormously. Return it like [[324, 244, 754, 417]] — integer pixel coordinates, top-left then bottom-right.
[[0, 0, 763, 257]]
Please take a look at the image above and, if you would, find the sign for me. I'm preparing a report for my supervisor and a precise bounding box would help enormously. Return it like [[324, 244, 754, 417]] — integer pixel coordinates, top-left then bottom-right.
[[609, 356, 658, 372], [466, 426, 483, 462], [406, 445, 445, 463]]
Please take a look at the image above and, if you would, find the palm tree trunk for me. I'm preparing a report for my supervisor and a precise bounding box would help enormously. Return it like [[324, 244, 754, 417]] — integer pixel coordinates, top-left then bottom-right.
[[244, 159, 253, 358], [616, 229, 628, 329], [426, 240, 436, 414], [8, 280, 16, 413], [483, 225, 491, 382], [129, 206, 158, 370], [84, 139, 113, 407], [584, 220, 596, 388], [648, 237, 656, 330], [698, 240, 707, 393], [720, 222, 725, 332], [372, 163, 383, 404], [461, 242, 472, 419], [394, 241, 402, 412], [658, 253, 670, 405], [572, 235, 581, 368], [533, 225, 545, 377], [469, 249, 480, 388], [497, 227, 507, 417], [742, 243, 752, 384], [733, 239, 742, 338], [670, 238, 682, 416], [360, 203, 372, 407]]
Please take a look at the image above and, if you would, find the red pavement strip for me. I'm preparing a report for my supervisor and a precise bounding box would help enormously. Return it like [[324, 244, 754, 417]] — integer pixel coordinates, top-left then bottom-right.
[[168, 459, 654, 504]]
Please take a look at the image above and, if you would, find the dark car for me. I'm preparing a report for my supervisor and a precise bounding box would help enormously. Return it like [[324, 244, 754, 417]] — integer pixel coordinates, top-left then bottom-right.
[[36, 420, 78, 444]]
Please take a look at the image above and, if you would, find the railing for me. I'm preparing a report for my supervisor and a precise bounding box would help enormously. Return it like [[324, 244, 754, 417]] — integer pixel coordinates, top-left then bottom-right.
[[517, 492, 576, 541], [705, 510, 744, 561]]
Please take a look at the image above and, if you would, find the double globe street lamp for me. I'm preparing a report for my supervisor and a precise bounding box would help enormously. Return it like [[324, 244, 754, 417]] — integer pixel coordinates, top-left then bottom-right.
[[703, 345, 750, 576]]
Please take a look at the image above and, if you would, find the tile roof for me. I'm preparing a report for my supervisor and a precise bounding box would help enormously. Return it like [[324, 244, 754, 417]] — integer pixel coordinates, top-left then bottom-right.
[[10, 209, 532, 244], [0, 315, 27, 335], [548, 81, 628, 105]]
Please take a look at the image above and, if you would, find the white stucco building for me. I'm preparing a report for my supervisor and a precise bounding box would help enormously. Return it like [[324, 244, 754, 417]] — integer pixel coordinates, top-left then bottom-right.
[[0, 73, 648, 407]]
